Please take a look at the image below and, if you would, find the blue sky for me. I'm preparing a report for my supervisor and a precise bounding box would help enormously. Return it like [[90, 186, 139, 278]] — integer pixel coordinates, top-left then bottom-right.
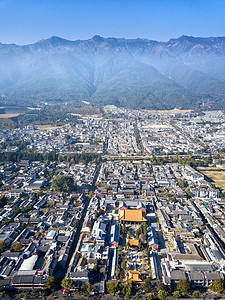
[[0, 0, 225, 44]]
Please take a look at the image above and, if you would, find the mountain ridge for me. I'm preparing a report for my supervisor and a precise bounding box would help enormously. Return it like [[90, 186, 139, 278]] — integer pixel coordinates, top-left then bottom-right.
[[0, 35, 225, 109]]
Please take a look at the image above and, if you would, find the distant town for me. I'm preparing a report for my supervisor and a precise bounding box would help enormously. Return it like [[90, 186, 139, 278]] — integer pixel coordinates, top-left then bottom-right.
[[0, 106, 225, 299]]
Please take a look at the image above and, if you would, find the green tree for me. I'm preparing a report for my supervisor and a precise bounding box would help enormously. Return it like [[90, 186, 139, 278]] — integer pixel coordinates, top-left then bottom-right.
[[209, 278, 224, 293], [220, 192, 225, 199], [157, 281, 165, 291], [158, 289, 168, 300], [87, 282, 93, 294], [143, 277, 151, 292], [89, 190, 94, 197], [122, 282, 132, 297], [45, 276, 56, 290], [12, 205, 20, 215], [81, 282, 93, 294], [173, 291, 180, 298], [51, 175, 74, 193], [107, 282, 118, 295], [177, 179, 185, 188], [185, 188, 192, 198], [21, 204, 33, 213], [0, 241, 5, 254], [136, 222, 147, 238], [72, 219, 79, 228], [11, 242, 23, 252], [64, 134, 71, 140], [192, 290, 201, 298], [177, 279, 190, 295], [135, 291, 142, 299], [81, 283, 88, 294], [115, 268, 121, 280], [61, 278, 73, 290], [0, 195, 7, 208], [147, 293, 153, 300], [125, 291, 131, 300], [121, 261, 127, 269], [139, 233, 146, 243]]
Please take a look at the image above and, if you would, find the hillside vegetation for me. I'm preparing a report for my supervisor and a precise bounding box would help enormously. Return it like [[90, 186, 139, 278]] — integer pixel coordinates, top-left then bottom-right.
[[0, 35, 225, 109]]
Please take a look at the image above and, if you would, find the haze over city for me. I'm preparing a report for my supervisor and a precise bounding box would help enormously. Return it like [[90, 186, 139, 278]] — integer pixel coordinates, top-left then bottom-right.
[[0, 1, 225, 299]]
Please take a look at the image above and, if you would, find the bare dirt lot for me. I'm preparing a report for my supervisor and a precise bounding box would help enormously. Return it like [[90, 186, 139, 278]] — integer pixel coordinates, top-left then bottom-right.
[[203, 171, 225, 191]]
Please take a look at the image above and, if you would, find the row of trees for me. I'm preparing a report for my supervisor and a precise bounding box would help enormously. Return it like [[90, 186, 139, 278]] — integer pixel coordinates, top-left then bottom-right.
[[158, 278, 225, 299], [0, 150, 101, 164], [150, 154, 212, 167], [45, 277, 92, 296], [11, 274, 224, 298], [106, 275, 225, 299], [106, 279, 190, 300], [107, 281, 133, 300], [134, 121, 143, 151]]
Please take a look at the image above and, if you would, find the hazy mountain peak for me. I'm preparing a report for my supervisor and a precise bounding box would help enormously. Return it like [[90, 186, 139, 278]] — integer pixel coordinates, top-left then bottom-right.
[[31, 36, 75, 48], [47, 36, 67, 42], [90, 35, 105, 42]]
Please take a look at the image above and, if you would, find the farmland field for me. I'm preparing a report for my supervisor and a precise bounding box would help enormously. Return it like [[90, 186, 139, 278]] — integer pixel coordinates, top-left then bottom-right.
[[36, 125, 62, 130], [0, 113, 20, 118], [203, 171, 225, 191]]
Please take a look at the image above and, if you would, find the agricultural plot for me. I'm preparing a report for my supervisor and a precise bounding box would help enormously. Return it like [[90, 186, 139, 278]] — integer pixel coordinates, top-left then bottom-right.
[[203, 171, 225, 191]]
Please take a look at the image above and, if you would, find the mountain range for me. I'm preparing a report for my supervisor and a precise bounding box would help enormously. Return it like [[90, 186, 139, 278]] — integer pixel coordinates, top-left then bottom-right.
[[0, 35, 225, 109]]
